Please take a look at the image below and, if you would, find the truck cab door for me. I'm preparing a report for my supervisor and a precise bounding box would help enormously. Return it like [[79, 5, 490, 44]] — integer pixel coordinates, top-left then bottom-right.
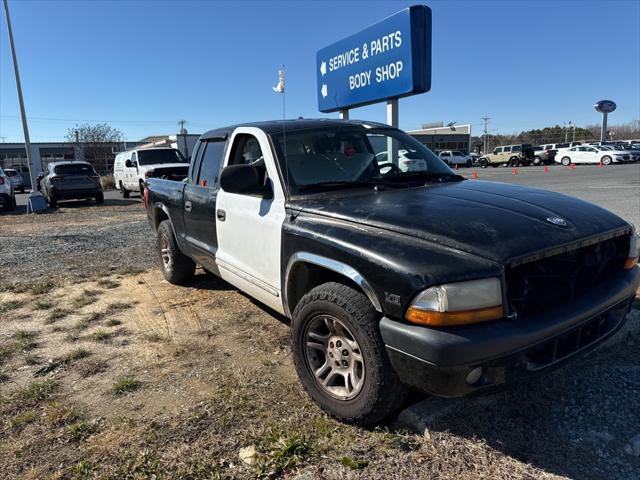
[[214, 128, 287, 314], [181, 139, 227, 272]]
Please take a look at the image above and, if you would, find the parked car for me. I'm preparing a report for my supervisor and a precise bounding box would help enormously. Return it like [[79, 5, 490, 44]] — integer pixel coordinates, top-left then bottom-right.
[[375, 149, 427, 172], [38, 161, 104, 208], [532, 146, 556, 166], [0, 166, 16, 211], [3, 168, 25, 193], [439, 150, 472, 167], [557, 145, 634, 165], [478, 144, 534, 168], [113, 147, 189, 198], [144, 119, 640, 425]]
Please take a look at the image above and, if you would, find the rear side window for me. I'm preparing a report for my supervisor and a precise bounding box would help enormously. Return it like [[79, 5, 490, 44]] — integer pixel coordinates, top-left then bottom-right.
[[511, 146, 521, 152], [197, 141, 226, 188], [54, 164, 96, 175]]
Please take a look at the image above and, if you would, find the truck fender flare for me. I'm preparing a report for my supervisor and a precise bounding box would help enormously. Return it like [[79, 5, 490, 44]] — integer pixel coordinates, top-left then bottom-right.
[[153, 203, 177, 238], [284, 252, 383, 317]]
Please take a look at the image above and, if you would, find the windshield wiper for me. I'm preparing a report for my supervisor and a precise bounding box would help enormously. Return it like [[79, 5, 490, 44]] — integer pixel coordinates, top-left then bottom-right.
[[382, 171, 464, 183], [297, 180, 388, 192]]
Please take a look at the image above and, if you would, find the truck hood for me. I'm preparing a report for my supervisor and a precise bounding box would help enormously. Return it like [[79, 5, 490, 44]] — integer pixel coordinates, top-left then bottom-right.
[[289, 180, 630, 264], [141, 163, 189, 171]]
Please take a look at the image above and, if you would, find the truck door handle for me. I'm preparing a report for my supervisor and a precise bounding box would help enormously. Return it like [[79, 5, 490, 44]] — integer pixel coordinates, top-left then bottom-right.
[[216, 209, 226, 221], [184, 201, 192, 212]]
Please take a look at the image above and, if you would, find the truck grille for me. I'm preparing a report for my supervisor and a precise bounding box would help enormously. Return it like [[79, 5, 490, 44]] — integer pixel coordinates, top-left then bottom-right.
[[505, 234, 629, 319]]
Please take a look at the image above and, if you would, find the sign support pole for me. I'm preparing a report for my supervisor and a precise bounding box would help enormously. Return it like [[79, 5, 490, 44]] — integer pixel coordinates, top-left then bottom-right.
[[339, 109, 349, 120], [600, 112, 607, 143], [387, 99, 399, 167]]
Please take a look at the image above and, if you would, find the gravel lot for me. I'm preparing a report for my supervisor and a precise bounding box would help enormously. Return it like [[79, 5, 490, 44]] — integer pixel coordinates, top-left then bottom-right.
[[0, 198, 156, 285]]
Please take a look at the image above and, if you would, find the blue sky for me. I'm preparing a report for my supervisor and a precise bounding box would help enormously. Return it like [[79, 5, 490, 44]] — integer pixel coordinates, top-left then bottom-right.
[[1, 0, 638, 142]]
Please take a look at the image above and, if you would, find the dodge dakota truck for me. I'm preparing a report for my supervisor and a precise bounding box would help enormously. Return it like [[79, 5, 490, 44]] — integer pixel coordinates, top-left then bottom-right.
[[145, 119, 640, 425]]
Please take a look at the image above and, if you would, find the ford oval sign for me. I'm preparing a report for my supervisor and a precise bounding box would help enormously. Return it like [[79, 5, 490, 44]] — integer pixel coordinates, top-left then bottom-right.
[[595, 100, 616, 114]]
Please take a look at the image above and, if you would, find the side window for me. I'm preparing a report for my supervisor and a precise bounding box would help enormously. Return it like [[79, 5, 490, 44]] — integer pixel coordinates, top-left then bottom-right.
[[197, 141, 226, 188], [230, 134, 265, 166], [188, 141, 203, 183], [440, 152, 450, 157], [494, 147, 502, 154]]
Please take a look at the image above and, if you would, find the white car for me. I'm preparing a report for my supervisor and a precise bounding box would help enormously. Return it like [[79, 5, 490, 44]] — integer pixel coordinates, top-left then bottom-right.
[[557, 145, 633, 166], [375, 149, 427, 172], [113, 147, 189, 198], [0, 166, 16, 211], [439, 150, 472, 167], [4, 168, 25, 193]]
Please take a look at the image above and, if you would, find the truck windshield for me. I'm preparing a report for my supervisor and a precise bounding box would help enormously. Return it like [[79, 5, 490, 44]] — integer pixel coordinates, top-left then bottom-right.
[[138, 149, 187, 166], [272, 127, 458, 194]]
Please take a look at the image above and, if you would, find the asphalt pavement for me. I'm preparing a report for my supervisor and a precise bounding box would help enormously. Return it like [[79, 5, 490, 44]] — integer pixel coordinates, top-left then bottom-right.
[[13, 163, 640, 226]]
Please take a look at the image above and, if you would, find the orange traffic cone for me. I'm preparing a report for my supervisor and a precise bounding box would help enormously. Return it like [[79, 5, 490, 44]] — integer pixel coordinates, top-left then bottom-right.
[[543, 165, 549, 173], [513, 167, 518, 176], [472, 171, 478, 179]]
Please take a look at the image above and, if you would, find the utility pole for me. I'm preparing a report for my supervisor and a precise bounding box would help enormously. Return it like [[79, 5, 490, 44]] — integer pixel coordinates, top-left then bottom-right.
[[481, 116, 490, 154], [2, 0, 47, 211], [177, 119, 189, 158]]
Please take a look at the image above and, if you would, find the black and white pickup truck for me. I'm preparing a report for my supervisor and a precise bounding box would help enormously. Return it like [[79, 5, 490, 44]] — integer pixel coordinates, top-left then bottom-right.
[[145, 119, 640, 425]]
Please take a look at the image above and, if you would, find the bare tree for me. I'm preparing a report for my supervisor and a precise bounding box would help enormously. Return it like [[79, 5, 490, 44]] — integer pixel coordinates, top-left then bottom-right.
[[66, 123, 124, 173]]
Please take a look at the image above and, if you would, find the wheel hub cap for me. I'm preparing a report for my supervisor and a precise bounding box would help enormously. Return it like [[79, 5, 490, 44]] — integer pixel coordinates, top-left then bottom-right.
[[304, 315, 365, 400]]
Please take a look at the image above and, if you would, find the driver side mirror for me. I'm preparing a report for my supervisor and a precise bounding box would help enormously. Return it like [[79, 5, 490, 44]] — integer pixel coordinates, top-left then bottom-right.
[[220, 164, 271, 198]]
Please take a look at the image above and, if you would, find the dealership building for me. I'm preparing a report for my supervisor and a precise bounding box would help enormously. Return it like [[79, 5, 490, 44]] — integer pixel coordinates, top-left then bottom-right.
[[408, 123, 472, 154]]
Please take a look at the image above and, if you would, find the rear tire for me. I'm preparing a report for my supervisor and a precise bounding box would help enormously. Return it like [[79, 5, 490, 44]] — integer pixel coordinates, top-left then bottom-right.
[[49, 195, 57, 208], [96, 192, 104, 204], [120, 182, 130, 198], [157, 220, 195, 284], [561, 156, 571, 166], [509, 157, 519, 167], [291, 282, 408, 425], [6, 195, 16, 211]]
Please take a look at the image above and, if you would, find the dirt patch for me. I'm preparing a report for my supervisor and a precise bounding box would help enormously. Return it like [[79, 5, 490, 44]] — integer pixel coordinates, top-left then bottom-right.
[[1, 267, 638, 479]]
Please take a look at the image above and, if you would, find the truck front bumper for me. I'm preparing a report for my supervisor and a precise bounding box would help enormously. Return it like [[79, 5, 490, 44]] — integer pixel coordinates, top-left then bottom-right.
[[380, 267, 640, 397]]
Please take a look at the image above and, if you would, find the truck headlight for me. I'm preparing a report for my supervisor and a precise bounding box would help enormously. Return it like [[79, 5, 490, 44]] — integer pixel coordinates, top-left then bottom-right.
[[625, 229, 639, 270], [405, 278, 504, 326]]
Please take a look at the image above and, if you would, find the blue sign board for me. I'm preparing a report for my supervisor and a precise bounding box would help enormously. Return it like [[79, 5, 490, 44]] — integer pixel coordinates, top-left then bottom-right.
[[316, 5, 431, 113]]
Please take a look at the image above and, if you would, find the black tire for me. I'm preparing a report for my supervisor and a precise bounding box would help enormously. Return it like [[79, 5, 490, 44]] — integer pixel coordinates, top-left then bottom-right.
[[466, 159, 472, 168], [49, 195, 57, 208], [6, 195, 16, 211], [479, 158, 489, 168], [291, 282, 407, 425], [139, 182, 145, 198], [601, 156, 612, 165], [120, 182, 130, 199], [96, 192, 104, 204], [157, 220, 195, 284], [533, 156, 542, 166], [509, 157, 519, 167], [561, 156, 571, 166]]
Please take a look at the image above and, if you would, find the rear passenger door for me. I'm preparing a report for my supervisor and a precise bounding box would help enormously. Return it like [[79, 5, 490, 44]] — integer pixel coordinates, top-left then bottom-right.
[[182, 139, 227, 270]]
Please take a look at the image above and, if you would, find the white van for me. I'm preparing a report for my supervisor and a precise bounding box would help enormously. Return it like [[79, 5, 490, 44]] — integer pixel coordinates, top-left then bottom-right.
[[113, 147, 189, 198]]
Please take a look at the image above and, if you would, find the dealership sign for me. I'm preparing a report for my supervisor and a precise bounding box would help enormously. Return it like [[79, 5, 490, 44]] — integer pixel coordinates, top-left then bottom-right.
[[594, 100, 616, 114], [316, 5, 432, 113]]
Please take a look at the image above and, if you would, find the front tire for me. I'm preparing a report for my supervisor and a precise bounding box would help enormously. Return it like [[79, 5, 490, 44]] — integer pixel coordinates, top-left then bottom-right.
[[96, 192, 104, 204], [120, 182, 130, 199], [291, 282, 407, 425], [466, 159, 472, 168], [601, 156, 612, 165], [533, 156, 542, 166], [479, 158, 488, 168], [561, 156, 571, 166], [157, 220, 195, 284]]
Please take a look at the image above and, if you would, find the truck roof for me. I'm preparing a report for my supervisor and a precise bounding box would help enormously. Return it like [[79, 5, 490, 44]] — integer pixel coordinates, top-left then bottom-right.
[[201, 118, 392, 141]]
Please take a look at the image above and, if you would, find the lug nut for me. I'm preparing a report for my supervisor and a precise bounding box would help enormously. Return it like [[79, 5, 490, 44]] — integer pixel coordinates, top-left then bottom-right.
[[342, 349, 348, 356], [329, 352, 333, 358], [336, 340, 342, 348], [329, 342, 334, 348], [341, 360, 348, 367]]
